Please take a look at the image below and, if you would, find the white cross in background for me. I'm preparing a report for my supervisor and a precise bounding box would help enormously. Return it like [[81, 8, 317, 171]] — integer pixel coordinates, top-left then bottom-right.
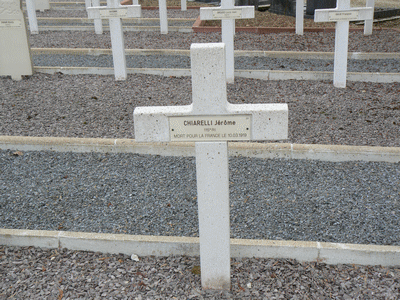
[[26, 0, 39, 34], [87, 0, 141, 80], [134, 43, 288, 290], [364, 0, 375, 35], [296, 0, 304, 35], [200, 0, 254, 83], [314, 0, 373, 88]]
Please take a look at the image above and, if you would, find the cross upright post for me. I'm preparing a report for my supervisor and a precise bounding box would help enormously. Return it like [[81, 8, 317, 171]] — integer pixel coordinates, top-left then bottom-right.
[[86, 0, 103, 34], [314, 0, 373, 88], [364, 0, 375, 35], [87, 0, 141, 80], [200, 1, 254, 83], [296, 0, 304, 35], [181, 0, 187, 11], [134, 43, 288, 290], [159, 0, 168, 34]]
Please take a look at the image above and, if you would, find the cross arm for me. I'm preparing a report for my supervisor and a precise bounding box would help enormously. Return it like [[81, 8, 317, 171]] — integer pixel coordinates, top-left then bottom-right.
[[314, 7, 373, 22], [200, 6, 254, 20], [134, 105, 193, 142], [134, 103, 288, 142], [226, 103, 288, 140], [87, 5, 141, 19]]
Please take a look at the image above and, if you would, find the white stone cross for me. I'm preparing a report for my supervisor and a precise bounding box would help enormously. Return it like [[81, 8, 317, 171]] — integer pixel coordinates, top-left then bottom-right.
[[0, 0, 33, 80], [200, 0, 254, 83], [87, 0, 141, 80], [314, 0, 373, 88], [134, 43, 288, 290]]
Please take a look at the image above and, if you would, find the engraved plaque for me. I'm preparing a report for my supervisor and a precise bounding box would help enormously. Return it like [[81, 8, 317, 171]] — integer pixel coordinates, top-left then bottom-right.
[[328, 11, 359, 21], [212, 9, 242, 19], [0, 19, 21, 27], [99, 8, 128, 18], [169, 115, 251, 142]]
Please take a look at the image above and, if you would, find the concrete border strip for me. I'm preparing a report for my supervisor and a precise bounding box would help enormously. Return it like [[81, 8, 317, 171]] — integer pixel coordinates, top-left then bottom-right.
[[1, 136, 399, 163], [31, 48, 400, 60], [35, 17, 195, 23], [34, 25, 193, 32], [32, 48, 191, 56], [32, 66, 400, 83], [1, 228, 399, 266]]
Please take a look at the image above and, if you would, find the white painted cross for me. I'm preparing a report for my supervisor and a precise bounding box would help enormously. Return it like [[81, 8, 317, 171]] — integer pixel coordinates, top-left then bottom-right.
[[314, 0, 373, 88], [87, 0, 141, 80], [0, 0, 33, 80], [26, 0, 39, 34], [200, 0, 254, 83], [134, 43, 288, 290]]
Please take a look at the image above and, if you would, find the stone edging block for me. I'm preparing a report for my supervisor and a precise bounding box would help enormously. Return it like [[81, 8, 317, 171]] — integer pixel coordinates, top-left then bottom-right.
[[1, 136, 399, 163], [1, 228, 399, 266]]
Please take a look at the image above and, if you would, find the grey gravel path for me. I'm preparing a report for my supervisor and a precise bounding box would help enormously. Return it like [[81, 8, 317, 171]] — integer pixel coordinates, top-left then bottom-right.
[[1, 245, 399, 299], [1, 73, 399, 147], [1, 150, 399, 246], [29, 30, 400, 52], [32, 53, 400, 73]]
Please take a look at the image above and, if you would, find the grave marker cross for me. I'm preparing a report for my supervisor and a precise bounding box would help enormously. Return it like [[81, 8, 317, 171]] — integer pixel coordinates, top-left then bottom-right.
[[200, 0, 254, 83], [87, 0, 141, 80], [134, 43, 288, 290], [314, 0, 373, 88]]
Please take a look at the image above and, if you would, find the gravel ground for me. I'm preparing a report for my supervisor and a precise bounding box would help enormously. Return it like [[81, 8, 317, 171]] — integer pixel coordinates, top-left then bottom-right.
[[1, 245, 399, 299], [1, 150, 399, 246], [1, 73, 399, 147], [29, 30, 400, 52], [31, 53, 400, 73]]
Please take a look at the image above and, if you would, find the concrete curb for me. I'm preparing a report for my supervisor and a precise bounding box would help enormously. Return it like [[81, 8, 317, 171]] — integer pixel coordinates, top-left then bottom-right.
[[1, 136, 400, 163], [35, 25, 193, 32], [35, 17, 195, 23], [1, 228, 399, 266], [31, 47, 400, 60], [32, 66, 400, 83]]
